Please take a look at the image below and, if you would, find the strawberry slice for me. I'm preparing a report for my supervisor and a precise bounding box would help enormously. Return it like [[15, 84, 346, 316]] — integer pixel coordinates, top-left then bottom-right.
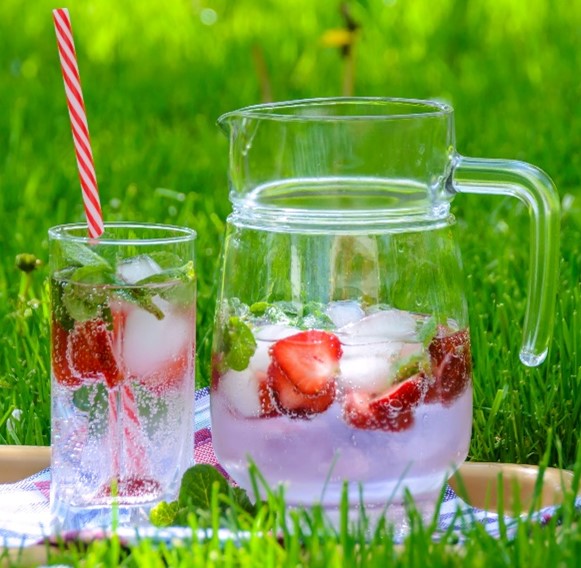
[[426, 329, 471, 405], [268, 361, 335, 417], [66, 319, 124, 389], [343, 374, 426, 432], [51, 320, 83, 387], [139, 346, 193, 395], [342, 390, 378, 430], [257, 373, 280, 417], [369, 374, 424, 431], [97, 476, 162, 498], [269, 330, 342, 395], [267, 330, 341, 417]]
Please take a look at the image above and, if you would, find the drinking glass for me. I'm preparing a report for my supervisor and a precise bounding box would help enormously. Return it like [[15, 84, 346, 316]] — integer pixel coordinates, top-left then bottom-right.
[[49, 222, 196, 531]]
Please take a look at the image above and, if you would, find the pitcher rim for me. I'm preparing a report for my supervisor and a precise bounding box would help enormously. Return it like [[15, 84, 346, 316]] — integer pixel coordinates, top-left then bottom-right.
[[218, 96, 453, 124]]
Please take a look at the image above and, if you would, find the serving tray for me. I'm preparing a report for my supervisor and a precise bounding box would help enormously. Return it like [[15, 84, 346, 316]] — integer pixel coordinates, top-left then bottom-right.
[[0, 445, 574, 515]]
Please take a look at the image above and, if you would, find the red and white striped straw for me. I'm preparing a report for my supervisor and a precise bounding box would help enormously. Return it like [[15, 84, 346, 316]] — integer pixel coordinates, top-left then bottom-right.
[[108, 386, 149, 480], [52, 8, 104, 239]]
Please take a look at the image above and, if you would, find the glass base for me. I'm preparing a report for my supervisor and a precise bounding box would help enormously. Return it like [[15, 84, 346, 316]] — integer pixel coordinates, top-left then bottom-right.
[[283, 492, 439, 539], [51, 499, 157, 533]]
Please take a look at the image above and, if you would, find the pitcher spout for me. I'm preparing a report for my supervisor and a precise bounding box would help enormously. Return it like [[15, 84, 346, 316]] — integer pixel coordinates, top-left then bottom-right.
[[216, 111, 236, 136]]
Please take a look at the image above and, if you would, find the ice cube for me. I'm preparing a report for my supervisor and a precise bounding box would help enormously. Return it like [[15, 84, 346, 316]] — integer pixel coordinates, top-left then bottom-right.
[[325, 301, 365, 328], [337, 339, 403, 394], [254, 324, 302, 342], [218, 368, 262, 417], [121, 299, 193, 377], [339, 309, 417, 341], [250, 324, 301, 373], [117, 255, 162, 285]]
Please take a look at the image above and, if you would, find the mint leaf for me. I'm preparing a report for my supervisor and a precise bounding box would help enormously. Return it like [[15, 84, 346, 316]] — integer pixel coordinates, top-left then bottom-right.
[[149, 464, 262, 528], [138, 261, 196, 307], [178, 464, 229, 510], [301, 301, 334, 330], [113, 287, 165, 320], [229, 486, 257, 516], [59, 241, 111, 268], [418, 316, 438, 346], [51, 275, 75, 330], [263, 304, 293, 324], [392, 356, 423, 383], [71, 264, 115, 284], [54, 247, 195, 325], [227, 297, 250, 319], [249, 301, 269, 316], [60, 265, 115, 322], [223, 317, 257, 372], [72, 383, 107, 412], [161, 279, 196, 307], [72, 383, 109, 435], [276, 301, 301, 319], [150, 500, 180, 527], [128, 260, 196, 310]]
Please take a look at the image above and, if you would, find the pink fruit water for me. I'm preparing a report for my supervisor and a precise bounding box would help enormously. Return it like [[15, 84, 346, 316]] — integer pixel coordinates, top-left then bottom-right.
[[211, 308, 472, 518], [50, 279, 196, 531]]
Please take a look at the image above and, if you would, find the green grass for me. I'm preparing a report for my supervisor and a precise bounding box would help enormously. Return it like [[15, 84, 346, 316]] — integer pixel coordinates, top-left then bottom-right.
[[1, 0, 581, 563]]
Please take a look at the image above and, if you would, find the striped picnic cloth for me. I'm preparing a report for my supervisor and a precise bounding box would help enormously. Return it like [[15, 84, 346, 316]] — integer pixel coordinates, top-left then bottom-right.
[[0, 388, 572, 548]]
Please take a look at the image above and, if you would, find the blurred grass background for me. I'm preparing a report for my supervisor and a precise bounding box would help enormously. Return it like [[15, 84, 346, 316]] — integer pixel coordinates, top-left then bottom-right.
[[0, 0, 580, 470]]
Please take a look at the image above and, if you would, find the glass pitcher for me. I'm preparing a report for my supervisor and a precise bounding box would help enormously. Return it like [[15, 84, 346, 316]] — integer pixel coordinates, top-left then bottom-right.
[[210, 97, 559, 528]]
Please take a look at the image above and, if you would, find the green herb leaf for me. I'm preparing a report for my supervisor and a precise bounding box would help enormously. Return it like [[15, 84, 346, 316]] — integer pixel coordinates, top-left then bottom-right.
[[392, 356, 422, 383], [249, 301, 269, 316], [71, 264, 115, 284], [418, 316, 438, 346], [72, 383, 109, 435], [113, 287, 165, 320], [301, 301, 334, 329], [223, 316, 257, 372], [150, 464, 259, 528], [131, 260, 196, 309], [62, 271, 110, 322], [178, 464, 230, 510], [161, 279, 196, 307], [59, 264, 115, 323], [229, 486, 257, 516], [149, 500, 181, 527], [51, 275, 76, 330], [276, 301, 301, 319], [59, 241, 111, 268]]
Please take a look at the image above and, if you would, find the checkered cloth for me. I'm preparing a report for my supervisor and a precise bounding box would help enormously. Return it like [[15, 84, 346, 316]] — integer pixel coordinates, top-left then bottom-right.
[[0, 388, 572, 548]]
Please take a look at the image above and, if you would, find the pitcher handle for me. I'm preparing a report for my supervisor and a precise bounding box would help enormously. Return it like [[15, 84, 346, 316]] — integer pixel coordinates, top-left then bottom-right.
[[451, 156, 560, 367]]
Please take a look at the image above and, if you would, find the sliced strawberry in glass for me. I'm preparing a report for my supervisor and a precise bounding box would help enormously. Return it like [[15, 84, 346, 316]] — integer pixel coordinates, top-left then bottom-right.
[[343, 374, 426, 432], [369, 374, 425, 432], [257, 372, 280, 417], [51, 320, 82, 387], [267, 329, 341, 418], [268, 361, 336, 418], [342, 390, 380, 430], [97, 476, 162, 498], [269, 330, 342, 395], [426, 329, 471, 405], [67, 319, 124, 388], [139, 345, 193, 395]]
